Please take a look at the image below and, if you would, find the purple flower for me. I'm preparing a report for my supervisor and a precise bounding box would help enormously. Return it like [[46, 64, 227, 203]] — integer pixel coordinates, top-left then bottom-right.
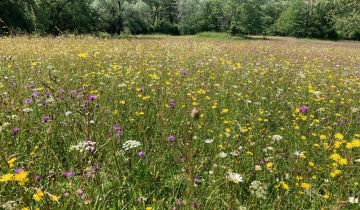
[[61, 171, 74, 178], [15, 168, 25, 174], [169, 99, 175, 109], [63, 192, 70, 197], [12, 127, 20, 135], [42, 115, 50, 123], [299, 106, 309, 113], [35, 175, 41, 182], [113, 123, 123, 137], [167, 135, 176, 142], [31, 91, 39, 98], [44, 92, 51, 98], [138, 151, 145, 158], [24, 98, 32, 104], [181, 69, 189, 76], [88, 95, 97, 101], [194, 175, 201, 184]]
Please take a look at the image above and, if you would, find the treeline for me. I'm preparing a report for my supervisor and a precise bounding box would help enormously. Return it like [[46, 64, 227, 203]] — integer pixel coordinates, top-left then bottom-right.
[[0, 0, 359, 39]]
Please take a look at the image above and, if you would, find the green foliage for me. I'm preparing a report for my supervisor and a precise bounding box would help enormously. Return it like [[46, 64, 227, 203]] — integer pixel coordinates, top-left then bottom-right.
[[123, 1, 152, 34], [0, 0, 359, 40]]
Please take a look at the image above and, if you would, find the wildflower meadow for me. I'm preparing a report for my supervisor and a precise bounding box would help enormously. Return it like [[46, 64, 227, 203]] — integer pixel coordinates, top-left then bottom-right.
[[0, 36, 359, 209]]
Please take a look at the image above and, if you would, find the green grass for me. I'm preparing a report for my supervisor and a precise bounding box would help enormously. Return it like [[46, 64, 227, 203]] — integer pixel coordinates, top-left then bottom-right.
[[0, 36, 359, 210]]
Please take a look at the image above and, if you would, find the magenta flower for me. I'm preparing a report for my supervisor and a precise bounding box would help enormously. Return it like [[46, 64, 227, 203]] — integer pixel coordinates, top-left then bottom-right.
[[24, 98, 32, 104], [113, 123, 123, 137], [15, 168, 25, 174], [138, 151, 145, 158], [299, 106, 309, 113], [31, 91, 39, 98], [42, 115, 50, 123], [167, 135, 176, 142], [61, 171, 74, 178], [12, 127, 20, 135], [88, 95, 97, 100]]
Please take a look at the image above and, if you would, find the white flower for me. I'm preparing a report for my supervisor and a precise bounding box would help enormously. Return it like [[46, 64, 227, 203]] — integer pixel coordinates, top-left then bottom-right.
[[218, 152, 227, 158], [22, 108, 33, 113], [249, 181, 267, 199], [351, 107, 359, 113], [204, 139, 214, 144], [122, 140, 141, 151], [65, 111, 72, 116], [69, 141, 86, 152], [294, 151, 306, 158], [84, 140, 96, 152], [314, 91, 322, 97], [231, 151, 239, 156], [254, 165, 262, 171], [228, 172, 243, 183], [272, 135, 283, 141], [349, 197, 359, 204]]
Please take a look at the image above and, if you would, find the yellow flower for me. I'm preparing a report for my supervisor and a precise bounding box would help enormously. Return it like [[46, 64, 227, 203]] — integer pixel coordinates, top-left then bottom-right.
[[320, 135, 327, 140], [21, 207, 30, 210], [334, 133, 344, 140], [346, 139, 360, 149], [78, 53, 88, 59], [300, 182, 310, 190], [280, 181, 289, 190], [146, 207, 152, 210], [266, 162, 273, 168], [33, 190, 45, 202], [330, 169, 341, 177], [196, 88, 206, 95], [221, 108, 229, 114], [14, 170, 29, 186], [338, 158, 348, 165], [329, 153, 341, 161], [0, 173, 14, 182], [308, 162, 315, 167], [7, 157, 16, 169], [49, 194, 61, 202]]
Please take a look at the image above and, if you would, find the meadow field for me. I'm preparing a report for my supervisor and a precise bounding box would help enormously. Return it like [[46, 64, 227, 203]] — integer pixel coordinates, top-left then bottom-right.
[[0, 36, 359, 210]]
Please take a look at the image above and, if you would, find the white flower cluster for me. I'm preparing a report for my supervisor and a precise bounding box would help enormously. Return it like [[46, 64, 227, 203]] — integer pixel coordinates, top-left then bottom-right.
[[249, 180, 267, 199], [122, 140, 141, 151], [272, 135, 283, 142], [69, 140, 96, 153]]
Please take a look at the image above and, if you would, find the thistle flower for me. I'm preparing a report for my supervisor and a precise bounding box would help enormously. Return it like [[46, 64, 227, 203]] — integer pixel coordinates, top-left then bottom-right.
[[12, 128, 20, 135], [299, 106, 309, 113], [42, 115, 50, 123], [88, 95, 97, 100], [138, 151, 145, 158], [167, 135, 176, 142]]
